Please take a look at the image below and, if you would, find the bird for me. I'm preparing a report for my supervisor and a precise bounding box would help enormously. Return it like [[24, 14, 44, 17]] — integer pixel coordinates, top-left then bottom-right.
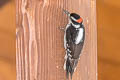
[[63, 10, 85, 80]]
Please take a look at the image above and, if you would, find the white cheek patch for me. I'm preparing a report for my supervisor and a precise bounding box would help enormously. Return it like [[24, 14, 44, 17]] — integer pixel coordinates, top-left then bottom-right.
[[72, 23, 80, 28], [75, 28, 84, 44]]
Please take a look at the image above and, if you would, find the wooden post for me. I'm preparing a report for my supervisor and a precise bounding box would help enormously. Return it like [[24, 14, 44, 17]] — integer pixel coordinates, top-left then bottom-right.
[[16, 0, 97, 80]]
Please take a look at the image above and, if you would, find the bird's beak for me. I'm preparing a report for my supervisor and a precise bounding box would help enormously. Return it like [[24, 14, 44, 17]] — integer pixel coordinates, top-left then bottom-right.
[[63, 9, 70, 17]]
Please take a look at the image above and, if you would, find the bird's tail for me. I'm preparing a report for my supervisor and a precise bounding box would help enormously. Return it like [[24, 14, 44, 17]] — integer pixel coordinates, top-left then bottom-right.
[[66, 57, 78, 80]]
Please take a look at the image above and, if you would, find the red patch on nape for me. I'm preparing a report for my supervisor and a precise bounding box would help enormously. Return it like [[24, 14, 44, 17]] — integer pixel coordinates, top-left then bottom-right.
[[77, 18, 83, 23]]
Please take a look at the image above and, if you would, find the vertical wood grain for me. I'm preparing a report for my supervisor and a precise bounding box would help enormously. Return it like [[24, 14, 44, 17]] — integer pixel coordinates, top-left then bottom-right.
[[16, 0, 97, 80]]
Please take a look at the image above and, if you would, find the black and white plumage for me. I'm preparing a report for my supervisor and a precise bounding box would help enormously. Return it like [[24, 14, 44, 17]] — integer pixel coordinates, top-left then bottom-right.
[[63, 10, 85, 80]]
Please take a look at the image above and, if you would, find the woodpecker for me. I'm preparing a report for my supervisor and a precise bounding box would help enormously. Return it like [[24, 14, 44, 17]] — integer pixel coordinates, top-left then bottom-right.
[[63, 10, 85, 80]]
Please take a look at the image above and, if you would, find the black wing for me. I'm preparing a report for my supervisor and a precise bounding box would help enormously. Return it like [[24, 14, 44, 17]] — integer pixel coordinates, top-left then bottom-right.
[[66, 24, 85, 59]]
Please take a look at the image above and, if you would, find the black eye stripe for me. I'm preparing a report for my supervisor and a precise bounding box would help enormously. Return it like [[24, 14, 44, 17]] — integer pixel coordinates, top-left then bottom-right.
[[71, 19, 79, 25]]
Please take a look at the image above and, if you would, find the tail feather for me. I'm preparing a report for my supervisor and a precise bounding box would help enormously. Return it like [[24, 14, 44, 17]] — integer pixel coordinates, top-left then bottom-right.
[[66, 58, 74, 80], [66, 58, 70, 79], [70, 70, 74, 80], [65, 58, 79, 80]]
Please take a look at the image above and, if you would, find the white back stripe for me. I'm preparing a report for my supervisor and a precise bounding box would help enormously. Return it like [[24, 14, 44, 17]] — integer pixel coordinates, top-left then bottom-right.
[[75, 28, 84, 44]]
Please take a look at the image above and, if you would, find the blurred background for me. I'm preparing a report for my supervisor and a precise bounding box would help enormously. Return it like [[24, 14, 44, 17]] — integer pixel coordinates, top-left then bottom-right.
[[97, 0, 120, 80], [0, 0, 16, 80], [0, 0, 120, 80]]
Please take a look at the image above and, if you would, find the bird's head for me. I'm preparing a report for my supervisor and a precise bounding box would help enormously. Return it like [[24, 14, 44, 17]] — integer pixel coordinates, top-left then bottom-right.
[[70, 13, 83, 25], [63, 10, 83, 28]]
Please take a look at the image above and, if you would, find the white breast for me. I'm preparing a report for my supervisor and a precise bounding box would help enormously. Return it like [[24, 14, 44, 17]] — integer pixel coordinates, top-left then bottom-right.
[[75, 28, 84, 44]]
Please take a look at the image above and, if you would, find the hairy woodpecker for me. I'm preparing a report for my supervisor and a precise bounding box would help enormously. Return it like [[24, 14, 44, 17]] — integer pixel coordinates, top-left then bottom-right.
[[63, 10, 85, 80]]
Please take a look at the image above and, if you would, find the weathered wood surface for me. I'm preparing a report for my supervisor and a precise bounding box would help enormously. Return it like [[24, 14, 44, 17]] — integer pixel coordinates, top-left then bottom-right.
[[16, 0, 97, 80]]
